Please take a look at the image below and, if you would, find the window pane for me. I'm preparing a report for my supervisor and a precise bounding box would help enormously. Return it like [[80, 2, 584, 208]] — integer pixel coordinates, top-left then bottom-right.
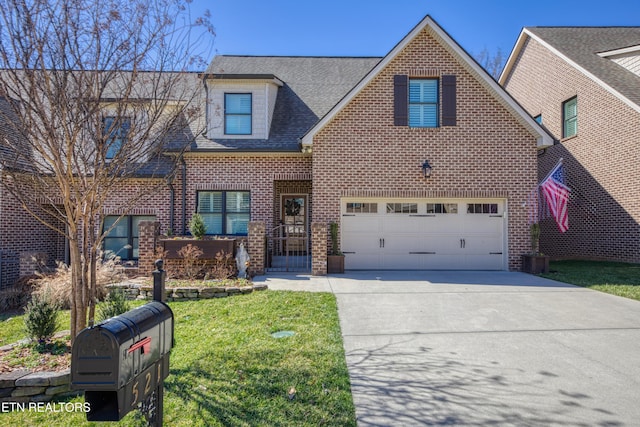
[[225, 115, 251, 134], [226, 213, 249, 235], [409, 104, 437, 127], [409, 80, 438, 102], [201, 213, 222, 234], [103, 117, 130, 159], [226, 191, 250, 213], [104, 216, 129, 237], [104, 238, 128, 258], [198, 192, 222, 213], [225, 94, 251, 114], [131, 216, 156, 237], [387, 203, 417, 214], [563, 98, 577, 137], [444, 203, 458, 214], [132, 238, 139, 259]]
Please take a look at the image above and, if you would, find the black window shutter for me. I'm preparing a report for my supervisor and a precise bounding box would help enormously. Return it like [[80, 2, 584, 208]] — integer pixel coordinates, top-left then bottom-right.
[[393, 75, 408, 126], [441, 75, 456, 126]]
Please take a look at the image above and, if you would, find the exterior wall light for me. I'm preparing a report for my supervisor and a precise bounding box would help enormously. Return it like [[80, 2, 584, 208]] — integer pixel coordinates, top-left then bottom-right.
[[421, 159, 432, 178]]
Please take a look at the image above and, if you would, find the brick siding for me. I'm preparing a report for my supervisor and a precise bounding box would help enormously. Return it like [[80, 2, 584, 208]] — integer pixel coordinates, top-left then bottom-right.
[[503, 37, 640, 263], [0, 173, 65, 287], [311, 27, 539, 270]]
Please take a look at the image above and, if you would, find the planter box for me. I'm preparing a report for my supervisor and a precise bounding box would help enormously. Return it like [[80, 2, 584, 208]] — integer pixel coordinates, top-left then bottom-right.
[[327, 255, 345, 274], [161, 239, 236, 259], [521, 254, 549, 274]]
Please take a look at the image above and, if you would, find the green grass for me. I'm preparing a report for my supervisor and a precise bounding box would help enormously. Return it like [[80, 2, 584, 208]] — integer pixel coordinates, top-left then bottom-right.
[[0, 291, 356, 426], [541, 260, 640, 301]]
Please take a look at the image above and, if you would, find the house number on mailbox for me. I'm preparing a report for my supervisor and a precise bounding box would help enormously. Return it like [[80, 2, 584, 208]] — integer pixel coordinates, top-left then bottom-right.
[[130, 360, 163, 408]]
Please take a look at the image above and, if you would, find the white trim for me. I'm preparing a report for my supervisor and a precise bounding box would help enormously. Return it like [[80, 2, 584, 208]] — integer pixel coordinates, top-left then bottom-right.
[[501, 28, 640, 115], [301, 15, 554, 148], [597, 44, 640, 58]]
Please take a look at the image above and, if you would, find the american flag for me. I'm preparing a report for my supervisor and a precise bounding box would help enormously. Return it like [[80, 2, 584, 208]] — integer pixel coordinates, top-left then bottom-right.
[[539, 161, 570, 233]]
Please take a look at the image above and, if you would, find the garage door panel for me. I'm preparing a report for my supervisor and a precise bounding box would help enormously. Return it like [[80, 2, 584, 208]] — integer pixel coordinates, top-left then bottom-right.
[[465, 254, 504, 270], [342, 216, 381, 233], [345, 253, 381, 270], [383, 216, 425, 233], [341, 199, 506, 270]]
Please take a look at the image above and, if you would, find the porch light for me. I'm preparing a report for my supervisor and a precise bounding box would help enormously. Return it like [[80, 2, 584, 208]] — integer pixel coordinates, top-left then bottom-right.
[[421, 159, 432, 178]]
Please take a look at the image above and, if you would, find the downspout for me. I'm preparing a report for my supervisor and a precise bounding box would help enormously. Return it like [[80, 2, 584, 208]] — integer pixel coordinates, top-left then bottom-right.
[[181, 157, 187, 235], [167, 178, 175, 235]]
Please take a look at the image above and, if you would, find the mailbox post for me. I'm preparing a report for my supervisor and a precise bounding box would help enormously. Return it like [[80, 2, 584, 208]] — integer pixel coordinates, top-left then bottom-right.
[[71, 260, 172, 425]]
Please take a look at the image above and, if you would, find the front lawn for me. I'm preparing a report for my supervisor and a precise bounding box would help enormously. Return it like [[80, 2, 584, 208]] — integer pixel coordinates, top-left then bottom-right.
[[541, 260, 640, 301], [0, 291, 356, 426]]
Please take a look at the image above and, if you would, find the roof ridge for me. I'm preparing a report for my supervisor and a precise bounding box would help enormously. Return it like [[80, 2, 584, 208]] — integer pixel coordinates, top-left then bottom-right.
[[213, 54, 383, 59], [527, 25, 640, 29]]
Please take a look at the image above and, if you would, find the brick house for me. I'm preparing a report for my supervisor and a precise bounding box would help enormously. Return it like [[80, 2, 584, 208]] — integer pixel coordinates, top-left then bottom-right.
[[0, 15, 554, 285], [500, 27, 640, 263]]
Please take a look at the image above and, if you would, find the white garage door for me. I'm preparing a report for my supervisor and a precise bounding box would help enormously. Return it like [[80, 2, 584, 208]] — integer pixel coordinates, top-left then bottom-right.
[[341, 199, 506, 270]]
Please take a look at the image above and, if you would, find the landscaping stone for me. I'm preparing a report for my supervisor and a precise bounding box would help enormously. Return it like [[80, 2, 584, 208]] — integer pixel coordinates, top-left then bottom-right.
[[16, 371, 61, 387], [45, 384, 70, 395], [0, 369, 31, 388], [0, 396, 29, 404], [0, 387, 13, 398], [12, 386, 46, 397], [48, 369, 70, 387], [31, 393, 53, 402], [253, 284, 268, 291], [198, 288, 216, 297]]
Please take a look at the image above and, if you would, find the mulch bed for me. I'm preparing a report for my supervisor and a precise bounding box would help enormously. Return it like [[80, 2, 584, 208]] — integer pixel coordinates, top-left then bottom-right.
[[0, 334, 71, 374]]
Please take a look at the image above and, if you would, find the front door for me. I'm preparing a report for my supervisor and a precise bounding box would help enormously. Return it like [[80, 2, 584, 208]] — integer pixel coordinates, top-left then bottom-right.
[[281, 195, 308, 253]]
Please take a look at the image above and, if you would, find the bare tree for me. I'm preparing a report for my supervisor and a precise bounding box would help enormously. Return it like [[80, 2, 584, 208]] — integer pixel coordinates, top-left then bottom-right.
[[475, 47, 506, 80], [0, 0, 214, 341]]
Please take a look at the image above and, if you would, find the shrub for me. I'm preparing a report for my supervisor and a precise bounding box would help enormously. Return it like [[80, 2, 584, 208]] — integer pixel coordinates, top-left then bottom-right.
[[206, 250, 237, 280], [31, 252, 126, 309], [0, 278, 34, 311], [178, 243, 204, 280], [98, 288, 131, 321], [189, 213, 207, 239], [24, 294, 58, 343]]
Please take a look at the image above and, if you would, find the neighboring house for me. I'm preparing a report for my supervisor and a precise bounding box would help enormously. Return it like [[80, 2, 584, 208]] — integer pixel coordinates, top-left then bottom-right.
[[500, 27, 640, 263], [0, 15, 555, 286]]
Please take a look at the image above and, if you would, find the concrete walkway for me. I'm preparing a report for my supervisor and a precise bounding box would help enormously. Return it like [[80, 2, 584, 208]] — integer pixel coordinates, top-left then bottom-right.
[[254, 271, 640, 426]]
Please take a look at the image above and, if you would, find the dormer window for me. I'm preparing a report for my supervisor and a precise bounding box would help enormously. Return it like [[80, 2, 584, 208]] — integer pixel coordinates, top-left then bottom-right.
[[224, 93, 252, 135], [103, 116, 131, 159]]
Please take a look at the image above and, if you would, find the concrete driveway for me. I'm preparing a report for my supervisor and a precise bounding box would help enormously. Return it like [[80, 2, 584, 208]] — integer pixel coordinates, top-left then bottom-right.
[[255, 271, 640, 426]]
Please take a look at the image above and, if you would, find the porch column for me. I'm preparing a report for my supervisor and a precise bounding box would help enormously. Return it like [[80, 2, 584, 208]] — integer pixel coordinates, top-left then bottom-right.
[[138, 221, 160, 276], [311, 222, 327, 276], [247, 221, 265, 276]]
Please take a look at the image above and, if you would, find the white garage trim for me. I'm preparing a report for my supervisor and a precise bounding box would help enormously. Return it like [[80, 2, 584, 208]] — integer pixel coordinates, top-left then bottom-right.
[[341, 198, 508, 271]]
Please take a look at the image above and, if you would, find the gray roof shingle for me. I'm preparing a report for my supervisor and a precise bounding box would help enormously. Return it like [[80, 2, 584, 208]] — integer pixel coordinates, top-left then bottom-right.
[[526, 27, 640, 108], [197, 55, 381, 151]]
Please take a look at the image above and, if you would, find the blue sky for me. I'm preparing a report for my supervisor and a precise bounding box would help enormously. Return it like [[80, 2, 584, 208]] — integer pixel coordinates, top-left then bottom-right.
[[191, 0, 639, 59]]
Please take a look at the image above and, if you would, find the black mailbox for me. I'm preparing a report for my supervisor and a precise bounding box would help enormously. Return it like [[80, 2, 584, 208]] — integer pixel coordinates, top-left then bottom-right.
[[71, 301, 174, 421]]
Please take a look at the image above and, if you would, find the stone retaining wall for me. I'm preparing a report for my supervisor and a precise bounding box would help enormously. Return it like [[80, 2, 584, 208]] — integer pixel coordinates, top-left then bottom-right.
[[0, 368, 75, 404], [108, 281, 268, 301]]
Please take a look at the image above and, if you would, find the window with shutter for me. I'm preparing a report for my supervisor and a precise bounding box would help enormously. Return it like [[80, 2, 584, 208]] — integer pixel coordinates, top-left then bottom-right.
[[562, 97, 577, 138], [409, 79, 439, 127]]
